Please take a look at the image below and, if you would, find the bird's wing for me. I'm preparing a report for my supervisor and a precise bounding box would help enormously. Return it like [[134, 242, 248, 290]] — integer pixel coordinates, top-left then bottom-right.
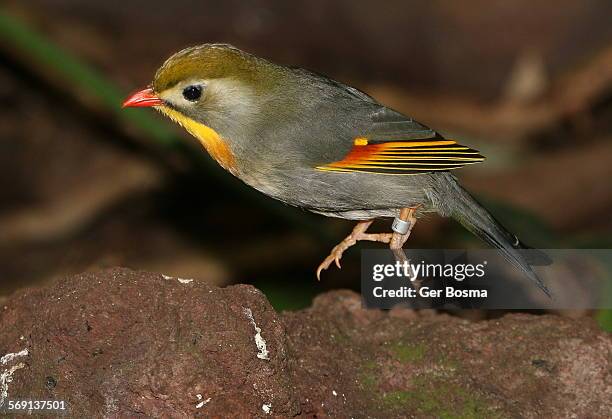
[[316, 107, 485, 175]]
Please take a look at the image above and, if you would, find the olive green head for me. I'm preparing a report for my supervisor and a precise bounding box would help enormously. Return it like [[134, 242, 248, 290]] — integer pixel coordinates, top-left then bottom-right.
[[152, 43, 265, 92], [147, 43, 289, 135]]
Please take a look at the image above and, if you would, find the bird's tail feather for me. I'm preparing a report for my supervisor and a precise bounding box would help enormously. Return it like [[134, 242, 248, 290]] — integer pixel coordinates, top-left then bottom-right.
[[439, 177, 551, 297]]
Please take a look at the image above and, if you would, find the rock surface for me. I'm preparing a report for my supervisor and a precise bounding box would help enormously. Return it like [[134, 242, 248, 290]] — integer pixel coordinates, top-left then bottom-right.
[[1, 268, 610, 417]]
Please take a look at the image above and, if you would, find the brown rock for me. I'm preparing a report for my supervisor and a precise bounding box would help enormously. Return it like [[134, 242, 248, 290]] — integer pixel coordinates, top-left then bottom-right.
[[1, 268, 610, 417], [1, 269, 297, 417]]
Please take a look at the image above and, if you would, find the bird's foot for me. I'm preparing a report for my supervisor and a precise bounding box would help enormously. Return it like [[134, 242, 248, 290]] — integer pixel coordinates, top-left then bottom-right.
[[316, 206, 420, 280], [316, 220, 391, 279], [316, 242, 352, 279]]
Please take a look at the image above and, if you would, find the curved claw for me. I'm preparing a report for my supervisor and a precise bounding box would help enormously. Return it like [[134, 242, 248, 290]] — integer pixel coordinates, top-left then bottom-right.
[[316, 220, 378, 281], [316, 251, 343, 280], [316, 265, 323, 281]]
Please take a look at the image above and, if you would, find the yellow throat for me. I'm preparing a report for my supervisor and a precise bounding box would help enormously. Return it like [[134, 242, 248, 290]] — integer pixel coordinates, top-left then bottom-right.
[[157, 106, 237, 174]]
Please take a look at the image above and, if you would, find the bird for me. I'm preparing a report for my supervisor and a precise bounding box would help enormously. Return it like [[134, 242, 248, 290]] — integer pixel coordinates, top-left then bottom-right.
[[123, 43, 550, 295]]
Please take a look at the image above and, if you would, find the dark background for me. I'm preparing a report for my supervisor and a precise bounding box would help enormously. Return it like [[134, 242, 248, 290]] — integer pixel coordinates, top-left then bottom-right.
[[1, 1, 611, 313]]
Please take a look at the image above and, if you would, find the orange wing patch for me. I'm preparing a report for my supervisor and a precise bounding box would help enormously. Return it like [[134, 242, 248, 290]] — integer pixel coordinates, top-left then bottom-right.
[[316, 137, 485, 175]]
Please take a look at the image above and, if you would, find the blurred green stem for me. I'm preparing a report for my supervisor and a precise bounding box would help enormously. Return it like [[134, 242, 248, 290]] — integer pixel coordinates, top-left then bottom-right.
[[0, 9, 178, 146]]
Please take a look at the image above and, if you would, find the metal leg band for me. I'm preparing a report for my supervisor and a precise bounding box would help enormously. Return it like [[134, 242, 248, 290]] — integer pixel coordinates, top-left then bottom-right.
[[392, 217, 410, 235]]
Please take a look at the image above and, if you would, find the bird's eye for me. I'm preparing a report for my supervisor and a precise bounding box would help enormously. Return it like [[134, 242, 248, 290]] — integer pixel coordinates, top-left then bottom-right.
[[182, 85, 202, 102]]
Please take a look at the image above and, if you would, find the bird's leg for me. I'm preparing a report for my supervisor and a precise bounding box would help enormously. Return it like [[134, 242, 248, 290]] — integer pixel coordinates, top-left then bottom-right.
[[390, 206, 420, 251], [390, 206, 421, 288], [317, 220, 392, 280]]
